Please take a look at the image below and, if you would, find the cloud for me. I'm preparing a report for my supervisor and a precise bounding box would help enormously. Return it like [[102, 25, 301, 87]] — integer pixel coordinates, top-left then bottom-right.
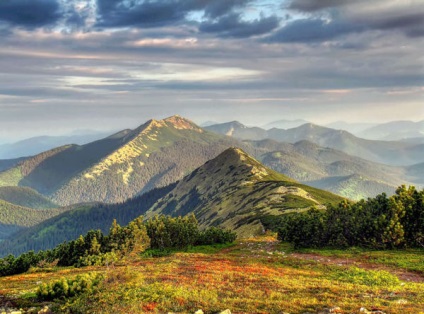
[[288, 0, 356, 12], [96, 0, 187, 28], [0, 0, 62, 28], [95, 0, 251, 29], [281, 0, 424, 41], [200, 0, 249, 19], [200, 13, 280, 38], [267, 18, 363, 43]]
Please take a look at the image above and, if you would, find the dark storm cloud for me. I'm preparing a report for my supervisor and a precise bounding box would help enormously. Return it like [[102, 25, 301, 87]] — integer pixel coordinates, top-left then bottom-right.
[[199, 13, 280, 38], [0, 0, 62, 28], [95, 0, 251, 28]]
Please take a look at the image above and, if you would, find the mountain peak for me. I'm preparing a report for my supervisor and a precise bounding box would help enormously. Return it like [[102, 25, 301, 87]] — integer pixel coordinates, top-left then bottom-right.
[[162, 115, 203, 132], [204, 147, 292, 184]]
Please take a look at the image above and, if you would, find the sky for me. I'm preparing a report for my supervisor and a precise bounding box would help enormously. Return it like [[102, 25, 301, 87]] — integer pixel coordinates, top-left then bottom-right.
[[0, 0, 423, 141]]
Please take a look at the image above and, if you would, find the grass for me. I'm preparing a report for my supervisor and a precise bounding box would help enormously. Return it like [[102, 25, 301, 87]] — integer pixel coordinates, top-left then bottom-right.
[[299, 247, 424, 274], [0, 237, 423, 314]]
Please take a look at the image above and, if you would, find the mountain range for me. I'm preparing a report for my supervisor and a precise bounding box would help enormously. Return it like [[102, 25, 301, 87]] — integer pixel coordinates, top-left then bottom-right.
[[205, 121, 424, 166], [0, 116, 422, 208], [0, 115, 422, 257], [0, 148, 342, 256], [0, 116, 239, 205]]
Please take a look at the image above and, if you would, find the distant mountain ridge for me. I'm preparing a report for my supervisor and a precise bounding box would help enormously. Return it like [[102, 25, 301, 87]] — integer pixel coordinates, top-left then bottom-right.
[[263, 119, 309, 130], [206, 121, 424, 166], [0, 116, 421, 207], [359, 120, 424, 141], [0, 131, 114, 159]]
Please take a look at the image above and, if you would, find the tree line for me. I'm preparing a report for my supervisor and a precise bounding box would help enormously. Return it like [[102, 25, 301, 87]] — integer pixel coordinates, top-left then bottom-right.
[[0, 214, 236, 277], [277, 185, 424, 248]]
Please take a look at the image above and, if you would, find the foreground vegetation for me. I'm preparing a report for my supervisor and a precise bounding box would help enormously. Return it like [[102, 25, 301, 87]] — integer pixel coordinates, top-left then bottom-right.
[[0, 214, 236, 277], [0, 236, 423, 313], [276, 185, 424, 249]]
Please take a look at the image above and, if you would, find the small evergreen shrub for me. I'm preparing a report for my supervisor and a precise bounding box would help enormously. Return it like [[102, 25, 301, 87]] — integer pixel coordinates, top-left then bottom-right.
[[36, 272, 104, 300]]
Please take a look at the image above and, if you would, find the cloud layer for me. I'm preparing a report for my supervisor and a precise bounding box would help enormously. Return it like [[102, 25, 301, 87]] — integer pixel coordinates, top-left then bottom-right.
[[0, 0, 422, 139]]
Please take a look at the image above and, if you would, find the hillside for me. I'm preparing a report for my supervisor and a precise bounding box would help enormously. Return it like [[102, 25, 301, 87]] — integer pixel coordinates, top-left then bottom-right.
[[0, 200, 64, 242], [0, 186, 57, 209], [207, 121, 424, 166], [252, 140, 408, 200], [145, 148, 343, 237], [0, 116, 239, 205], [406, 162, 424, 185], [0, 185, 175, 256]]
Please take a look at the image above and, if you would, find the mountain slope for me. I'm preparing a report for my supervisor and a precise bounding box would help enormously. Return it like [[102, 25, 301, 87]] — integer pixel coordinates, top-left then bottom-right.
[[0, 186, 57, 209], [0, 116, 240, 205], [145, 148, 343, 237], [0, 185, 175, 256], [250, 139, 409, 200], [405, 162, 424, 185], [0, 200, 64, 242]]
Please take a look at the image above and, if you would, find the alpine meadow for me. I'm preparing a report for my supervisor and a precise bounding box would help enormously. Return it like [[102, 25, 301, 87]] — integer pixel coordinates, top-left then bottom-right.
[[0, 0, 423, 314]]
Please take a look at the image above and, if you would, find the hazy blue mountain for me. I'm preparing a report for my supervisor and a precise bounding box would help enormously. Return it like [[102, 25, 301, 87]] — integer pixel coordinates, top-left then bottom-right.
[[263, 119, 309, 130], [207, 121, 424, 166], [0, 157, 27, 172], [325, 121, 377, 134], [205, 121, 268, 140], [359, 120, 424, 141], [0, 131, 114, 159]]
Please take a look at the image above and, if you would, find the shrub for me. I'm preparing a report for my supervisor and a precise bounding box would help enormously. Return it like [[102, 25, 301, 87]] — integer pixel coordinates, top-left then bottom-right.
[[36, 272, 104, 300]]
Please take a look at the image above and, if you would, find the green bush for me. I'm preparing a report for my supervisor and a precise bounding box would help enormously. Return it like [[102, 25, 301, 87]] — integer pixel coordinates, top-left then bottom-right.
[[197, 227, 237, 245], [36, 272, 104, 300]]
